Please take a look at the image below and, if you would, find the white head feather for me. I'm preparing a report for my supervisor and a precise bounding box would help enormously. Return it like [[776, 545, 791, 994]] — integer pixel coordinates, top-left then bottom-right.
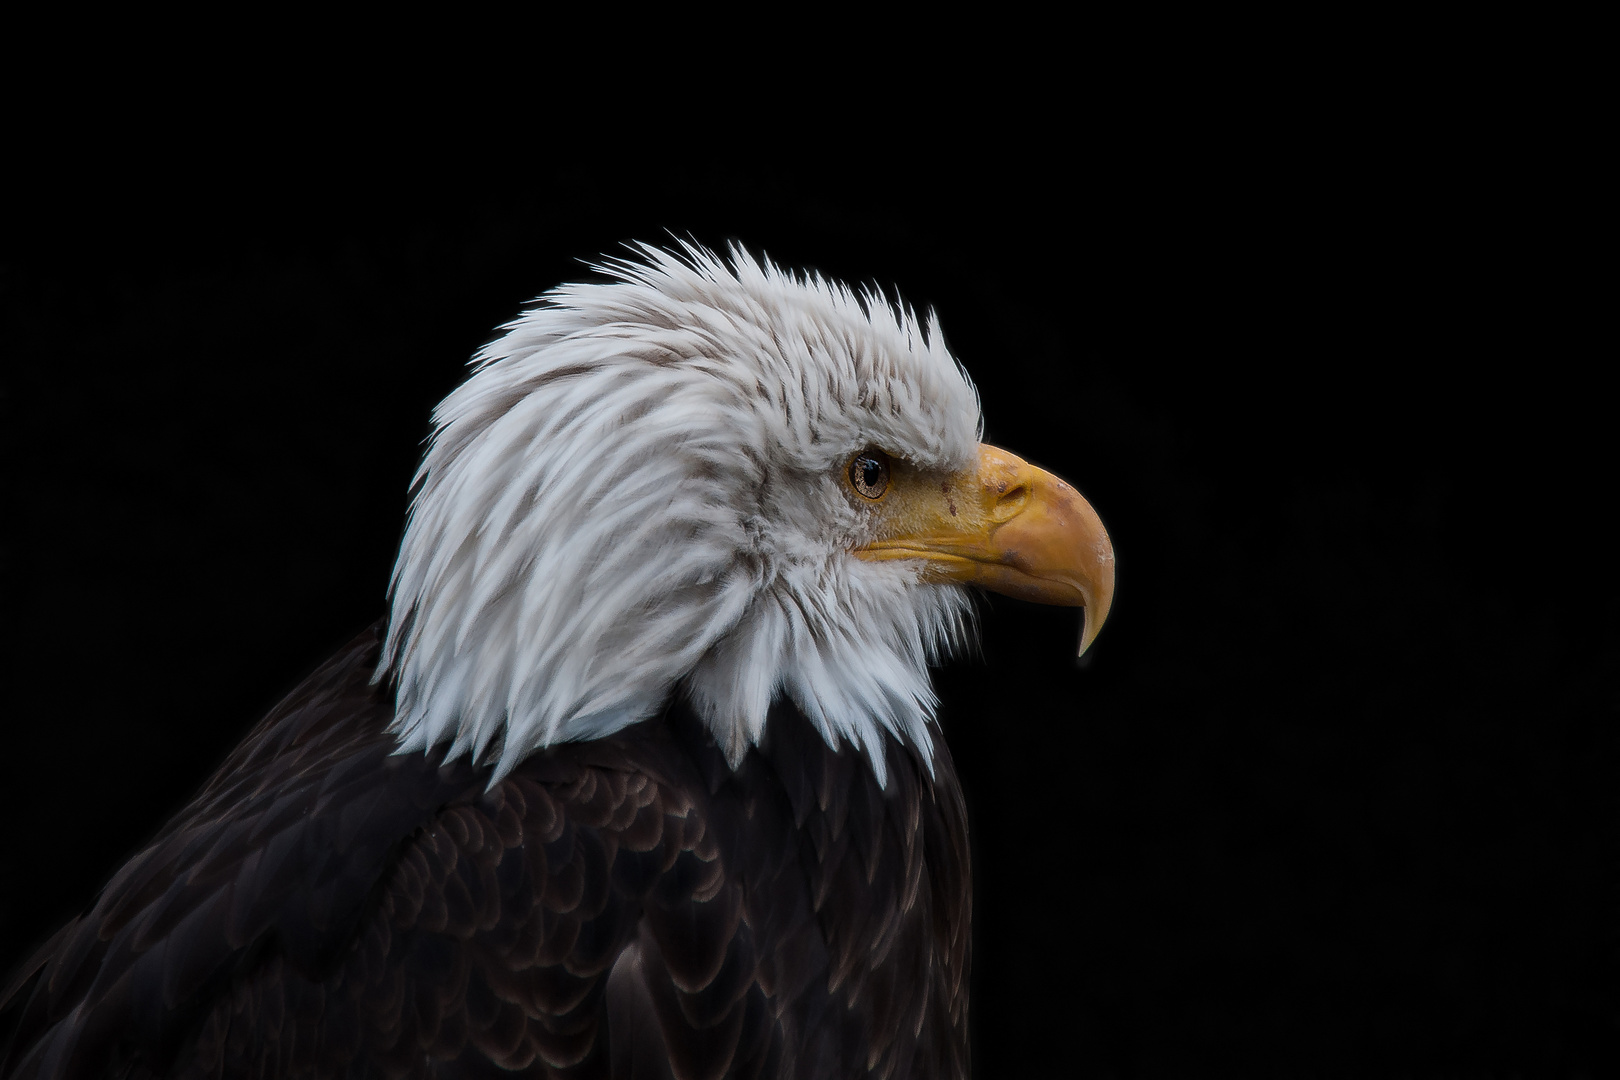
[[377, 243, 984, 786]]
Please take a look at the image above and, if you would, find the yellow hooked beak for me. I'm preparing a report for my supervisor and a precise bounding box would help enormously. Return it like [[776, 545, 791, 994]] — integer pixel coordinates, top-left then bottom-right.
[[853, 444, 1116, 656]]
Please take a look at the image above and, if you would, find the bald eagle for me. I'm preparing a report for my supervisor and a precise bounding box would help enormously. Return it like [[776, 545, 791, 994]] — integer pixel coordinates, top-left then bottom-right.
[[0, 245, 1114, 1079]]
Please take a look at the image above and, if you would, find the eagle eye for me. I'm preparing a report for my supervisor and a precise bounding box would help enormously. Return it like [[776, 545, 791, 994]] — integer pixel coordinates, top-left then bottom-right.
[[848, 449, 891, 500]]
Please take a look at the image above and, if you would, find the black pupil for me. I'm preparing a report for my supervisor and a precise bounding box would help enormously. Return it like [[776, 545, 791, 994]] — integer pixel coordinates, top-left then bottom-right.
[[860, 459, 882, 486]]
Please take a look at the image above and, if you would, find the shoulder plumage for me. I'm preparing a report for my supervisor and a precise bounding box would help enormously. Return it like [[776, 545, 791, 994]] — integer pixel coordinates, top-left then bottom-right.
[[2, 625, 971, 1078]]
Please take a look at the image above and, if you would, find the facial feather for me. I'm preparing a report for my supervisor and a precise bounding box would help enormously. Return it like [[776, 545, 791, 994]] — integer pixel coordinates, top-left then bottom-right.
[[377, 242, 983, 786]]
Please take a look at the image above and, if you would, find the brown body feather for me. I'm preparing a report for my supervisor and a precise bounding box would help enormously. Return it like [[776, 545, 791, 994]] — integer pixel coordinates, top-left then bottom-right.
[[0, 625, 971, 1078]]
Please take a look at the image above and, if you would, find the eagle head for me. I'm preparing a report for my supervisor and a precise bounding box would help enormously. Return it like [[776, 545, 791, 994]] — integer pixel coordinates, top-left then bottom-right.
[[377, 243, 1114, 785]]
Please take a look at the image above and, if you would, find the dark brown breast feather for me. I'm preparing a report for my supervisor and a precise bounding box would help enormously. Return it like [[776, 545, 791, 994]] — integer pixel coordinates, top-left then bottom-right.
[[0, 624, 971, 1079]]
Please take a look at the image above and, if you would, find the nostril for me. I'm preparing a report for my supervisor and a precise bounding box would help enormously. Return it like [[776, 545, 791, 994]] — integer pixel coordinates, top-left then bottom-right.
[[988, 477, 1031, 520]]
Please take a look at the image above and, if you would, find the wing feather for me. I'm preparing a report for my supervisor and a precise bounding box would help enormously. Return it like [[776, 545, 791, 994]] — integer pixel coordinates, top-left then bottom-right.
[[0, 625, 972, 1078]]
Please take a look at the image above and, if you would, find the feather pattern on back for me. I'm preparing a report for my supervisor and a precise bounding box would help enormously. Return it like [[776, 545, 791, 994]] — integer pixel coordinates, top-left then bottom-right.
[[0, 625, 972, 1079]]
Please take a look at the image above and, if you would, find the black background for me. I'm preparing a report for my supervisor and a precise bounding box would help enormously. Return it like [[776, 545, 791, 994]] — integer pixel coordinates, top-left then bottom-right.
[[1, 73, 1610, 1077]]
